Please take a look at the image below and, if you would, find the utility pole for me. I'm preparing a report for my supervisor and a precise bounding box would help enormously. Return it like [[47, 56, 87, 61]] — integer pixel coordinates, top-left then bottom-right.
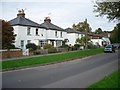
[[85, 19, 88, 50]]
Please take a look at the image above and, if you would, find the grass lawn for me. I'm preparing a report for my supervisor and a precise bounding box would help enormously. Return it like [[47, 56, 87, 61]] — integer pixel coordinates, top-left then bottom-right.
[[2, 48, 104, 70], [88, 69, 120, 88]]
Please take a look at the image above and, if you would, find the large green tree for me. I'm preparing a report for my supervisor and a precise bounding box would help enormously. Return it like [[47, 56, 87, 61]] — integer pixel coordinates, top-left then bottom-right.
[[93, 1, 120, 21], [76, 36, 91, 47], [72, 19, 92, 33], [110, 23, 120, 43], [2, 20, 16, 49], [94, 1, 120, 43], [95, 28, 103, 34]]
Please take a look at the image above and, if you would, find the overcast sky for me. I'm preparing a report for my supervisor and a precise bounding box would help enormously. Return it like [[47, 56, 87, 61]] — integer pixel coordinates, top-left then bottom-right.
[[1, 0, 118, 31]]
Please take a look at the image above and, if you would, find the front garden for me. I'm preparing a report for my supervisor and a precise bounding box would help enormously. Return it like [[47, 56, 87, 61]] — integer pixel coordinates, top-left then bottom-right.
[[2, 48, 104, 71]]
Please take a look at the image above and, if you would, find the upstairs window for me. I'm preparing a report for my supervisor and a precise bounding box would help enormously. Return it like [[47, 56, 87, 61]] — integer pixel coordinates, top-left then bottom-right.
[[36, 28, 39, 35], [61, 32, 63, 38], [27, 27, 31, 35], [55, 31, 57, 37]]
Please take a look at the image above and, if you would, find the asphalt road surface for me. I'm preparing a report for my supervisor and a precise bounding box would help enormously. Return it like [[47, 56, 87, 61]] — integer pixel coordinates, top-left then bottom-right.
[[2, 52, 119, 88]]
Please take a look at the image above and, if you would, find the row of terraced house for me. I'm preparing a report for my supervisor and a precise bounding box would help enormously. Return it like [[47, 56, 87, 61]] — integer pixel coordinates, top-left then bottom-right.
[[9, 9, 111, 50]]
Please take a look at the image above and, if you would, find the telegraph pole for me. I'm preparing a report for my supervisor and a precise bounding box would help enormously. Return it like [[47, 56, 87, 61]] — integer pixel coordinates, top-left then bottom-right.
[[85, 19, 88, 50]]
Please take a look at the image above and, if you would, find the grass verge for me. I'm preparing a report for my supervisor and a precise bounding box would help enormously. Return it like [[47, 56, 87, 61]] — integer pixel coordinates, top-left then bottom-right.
[[88, 69, 120, 88], [2, 48, 103, 71]]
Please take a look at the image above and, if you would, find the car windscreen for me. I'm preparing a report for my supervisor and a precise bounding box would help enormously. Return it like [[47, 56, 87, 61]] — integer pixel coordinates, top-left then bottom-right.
[[106, 45, 112, 48]]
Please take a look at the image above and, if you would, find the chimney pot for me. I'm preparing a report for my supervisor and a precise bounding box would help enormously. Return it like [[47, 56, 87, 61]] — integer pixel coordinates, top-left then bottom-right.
[[17, 9, 25, 18]]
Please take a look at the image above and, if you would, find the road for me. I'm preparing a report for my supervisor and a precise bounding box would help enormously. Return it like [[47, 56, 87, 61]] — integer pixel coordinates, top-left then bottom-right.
[[2, 52, 119, 88]]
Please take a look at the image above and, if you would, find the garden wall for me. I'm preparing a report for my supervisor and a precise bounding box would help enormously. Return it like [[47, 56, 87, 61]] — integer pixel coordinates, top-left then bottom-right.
[[1, 49, 23, 59]]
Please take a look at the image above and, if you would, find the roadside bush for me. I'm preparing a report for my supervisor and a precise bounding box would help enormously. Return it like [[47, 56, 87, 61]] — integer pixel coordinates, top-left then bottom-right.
[[87, 43, 98, 49], [48, 47, 57, 53], [26, 43, 37, 51], [43, 44, 53, 49], [74, 44, 80, 50], [33, 50, 41, 55], [59, 44, 69, 48]]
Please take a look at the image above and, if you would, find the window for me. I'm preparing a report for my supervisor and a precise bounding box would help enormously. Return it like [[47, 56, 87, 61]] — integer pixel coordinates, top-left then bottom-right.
[[55, 31, 57, 37], [81, 34, 83, 37], [61, 32, 62, 38], [20, 40, 24, 48], [39, 41, 46, 47], [27, 40, 31, 44], [41, 34, 43, 36], [27, 27, 31, 35], [36, 28, 39, 35]]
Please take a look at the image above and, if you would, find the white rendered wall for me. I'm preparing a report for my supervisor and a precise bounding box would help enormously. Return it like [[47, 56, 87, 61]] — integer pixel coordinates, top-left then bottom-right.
[[13, 25, 47, 49]]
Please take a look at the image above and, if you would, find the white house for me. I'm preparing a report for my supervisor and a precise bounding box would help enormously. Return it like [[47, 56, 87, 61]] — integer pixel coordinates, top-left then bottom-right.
[[9, 9, 67, 49], [39, 17, 67, 47], [88, 33, 111, 47], [9, 9, 111, 50], [65, 28, 85, 46]]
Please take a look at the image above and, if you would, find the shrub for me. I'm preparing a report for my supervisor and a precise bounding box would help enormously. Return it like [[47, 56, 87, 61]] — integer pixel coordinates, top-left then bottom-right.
[[59, 44, 69, 48], [26, 43, 37, 51], [33, 50, 41, 55], [43, 44, 53, 49], [48, 47, 57, 53], [74, 44, 80, 50], [87, 43, 98, 49]]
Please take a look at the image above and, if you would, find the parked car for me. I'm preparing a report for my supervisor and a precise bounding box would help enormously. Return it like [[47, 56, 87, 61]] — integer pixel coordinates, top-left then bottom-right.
[[104, 44, 115, 53], [113, 43, 120, 49]]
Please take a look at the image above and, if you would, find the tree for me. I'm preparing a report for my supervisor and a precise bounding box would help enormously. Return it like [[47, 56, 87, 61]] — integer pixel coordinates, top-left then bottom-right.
[[110, 23, 120, 43], [72, 19, 92, 33], [93, 1, 120, 21], [95, 28, 103, 34], [2, 20, 16, 49], [26, 43, 37, 51], [76, 36, 91, 46]]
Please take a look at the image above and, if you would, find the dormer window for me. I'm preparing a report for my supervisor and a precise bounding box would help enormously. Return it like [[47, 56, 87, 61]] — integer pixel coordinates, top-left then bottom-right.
[[27, 27, 31, 35], [36, 28, 39, 35]]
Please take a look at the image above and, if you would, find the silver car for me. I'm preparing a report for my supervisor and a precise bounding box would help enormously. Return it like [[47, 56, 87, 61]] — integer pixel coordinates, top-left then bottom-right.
[[104, 44, 115, 53]]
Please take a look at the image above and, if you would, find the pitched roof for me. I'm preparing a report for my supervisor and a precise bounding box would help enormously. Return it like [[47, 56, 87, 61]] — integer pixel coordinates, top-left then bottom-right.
[[9, 16, 43, 28], [65, 28, 84, 34], [39, 17, 65, 32], [87, 33, 104, 37]]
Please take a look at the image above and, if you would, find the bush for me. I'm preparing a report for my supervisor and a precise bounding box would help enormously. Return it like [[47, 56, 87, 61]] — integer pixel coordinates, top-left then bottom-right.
[[33, 50, 41, 55], [74, 44, 80, 50], [43, 44, 53, 49], [26, 43, 37, 51], [59, 44, 69, 48], [48, 47, 57, 53], [87, 43, 98, 49]]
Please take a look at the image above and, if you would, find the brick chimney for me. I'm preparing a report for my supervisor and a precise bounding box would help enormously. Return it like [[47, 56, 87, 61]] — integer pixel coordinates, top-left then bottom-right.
[[17, 9, 25, 18], [44, 17, 51, 23]]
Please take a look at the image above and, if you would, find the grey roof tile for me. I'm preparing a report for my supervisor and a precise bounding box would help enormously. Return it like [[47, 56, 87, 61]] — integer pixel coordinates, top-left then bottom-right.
[[65, 28, 84, 34], [40, 21, 66, 32], [9, 16, 43, 28]]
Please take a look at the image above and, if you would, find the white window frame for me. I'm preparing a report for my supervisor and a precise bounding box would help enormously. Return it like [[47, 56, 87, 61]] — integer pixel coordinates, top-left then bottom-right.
[[55, 31, 57, 37], [36, 28, 39, 35], [20, 40, 24, 48], [27, 27, 31, 35]]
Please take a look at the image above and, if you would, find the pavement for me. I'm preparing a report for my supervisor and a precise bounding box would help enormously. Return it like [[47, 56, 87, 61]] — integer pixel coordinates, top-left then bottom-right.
[[2, 52, 119, 88]]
